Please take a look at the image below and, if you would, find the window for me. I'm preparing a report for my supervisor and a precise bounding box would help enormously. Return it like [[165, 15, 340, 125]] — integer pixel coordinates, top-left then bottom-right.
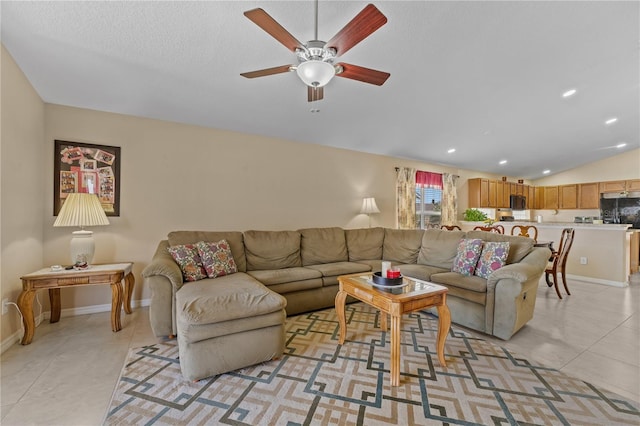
[[415, 171, 443, 229]]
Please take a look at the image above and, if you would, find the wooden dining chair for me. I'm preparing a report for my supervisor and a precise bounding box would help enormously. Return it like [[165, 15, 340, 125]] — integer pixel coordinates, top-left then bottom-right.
[[473, 225, 504, 234], [545, 228, 575, 299], [511, 225, 538, 242], [440, 225, 462, 231]]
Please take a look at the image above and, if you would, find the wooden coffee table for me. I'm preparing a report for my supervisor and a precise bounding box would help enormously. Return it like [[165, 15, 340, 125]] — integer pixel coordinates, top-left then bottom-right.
[[335, 273, 450, 386]]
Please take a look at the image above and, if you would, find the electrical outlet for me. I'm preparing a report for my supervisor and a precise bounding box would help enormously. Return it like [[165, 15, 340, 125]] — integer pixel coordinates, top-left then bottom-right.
[[580, 257, 588, 265], [2, 298, 8, 315]]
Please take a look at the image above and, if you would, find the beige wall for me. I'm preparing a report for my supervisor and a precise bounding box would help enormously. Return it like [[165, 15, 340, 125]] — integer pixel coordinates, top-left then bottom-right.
[[1, 46, 45, 344]]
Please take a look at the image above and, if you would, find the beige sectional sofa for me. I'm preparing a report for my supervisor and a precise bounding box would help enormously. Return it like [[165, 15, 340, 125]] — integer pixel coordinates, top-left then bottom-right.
[[143, 227, 551, 342]]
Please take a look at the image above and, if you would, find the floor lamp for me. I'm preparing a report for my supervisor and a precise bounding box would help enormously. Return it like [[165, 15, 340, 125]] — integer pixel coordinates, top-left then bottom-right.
[[360, 197, 380, 228], [53, 193, 110, 265]]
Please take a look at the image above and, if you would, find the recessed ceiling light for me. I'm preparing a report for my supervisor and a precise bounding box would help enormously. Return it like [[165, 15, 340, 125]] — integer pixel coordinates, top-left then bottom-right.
[[499, 160, 507, 165], [605, 117, 618, 125], [616, 143, 627, 148], [562, 89, 577, 98], [543, 170, 550, 174], [447, 148, 456, 154]]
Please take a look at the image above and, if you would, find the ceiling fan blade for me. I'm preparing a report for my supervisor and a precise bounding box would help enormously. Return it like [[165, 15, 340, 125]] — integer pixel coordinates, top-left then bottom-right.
[[326, 4, 387, 57], [308, 86, 324, 102], [240, 65, 293, 79], [244, 8, 304, 52], [336, 63, 390, 86]]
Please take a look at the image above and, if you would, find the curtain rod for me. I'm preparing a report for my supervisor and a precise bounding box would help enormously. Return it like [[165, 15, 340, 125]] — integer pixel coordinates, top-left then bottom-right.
[[394, 167, 459, 179]]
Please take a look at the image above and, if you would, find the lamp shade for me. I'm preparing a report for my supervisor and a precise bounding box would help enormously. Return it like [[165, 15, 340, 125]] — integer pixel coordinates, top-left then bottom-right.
[[54, 193, 110, 228], [296, 60, 336, 87], [360, 197, 380, 215], [54, 193, 109, 265]]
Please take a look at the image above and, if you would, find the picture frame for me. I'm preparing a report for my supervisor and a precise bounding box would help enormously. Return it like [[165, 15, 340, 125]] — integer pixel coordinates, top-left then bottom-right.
[[54, 140, 121, 216]]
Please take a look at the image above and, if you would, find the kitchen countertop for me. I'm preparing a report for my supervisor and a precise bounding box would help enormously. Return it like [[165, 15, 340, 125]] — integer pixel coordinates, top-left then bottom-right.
[[462, 221, 632, 231]]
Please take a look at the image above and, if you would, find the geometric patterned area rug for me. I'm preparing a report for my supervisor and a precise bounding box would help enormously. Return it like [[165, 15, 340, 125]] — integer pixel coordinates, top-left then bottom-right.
[[105, 303, 639, 425]]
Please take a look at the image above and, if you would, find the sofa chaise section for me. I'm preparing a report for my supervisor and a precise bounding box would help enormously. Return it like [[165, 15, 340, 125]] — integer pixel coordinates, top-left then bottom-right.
[[176, 273, 286, 381]]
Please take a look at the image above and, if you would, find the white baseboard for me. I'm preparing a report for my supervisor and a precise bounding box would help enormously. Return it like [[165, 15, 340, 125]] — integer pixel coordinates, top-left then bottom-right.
[[566, 274, 628, 288], [0, 298, 150, 354]]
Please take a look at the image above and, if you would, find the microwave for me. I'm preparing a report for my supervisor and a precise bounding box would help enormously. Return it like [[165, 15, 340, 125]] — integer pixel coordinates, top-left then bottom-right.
[[510, 195, 526, 210]]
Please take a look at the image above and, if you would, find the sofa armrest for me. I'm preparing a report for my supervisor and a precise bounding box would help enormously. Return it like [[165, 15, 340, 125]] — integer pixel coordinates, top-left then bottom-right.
[[486, 247, 551, 340], [142, 240, 184, 290], [487, 247, 551, 286]]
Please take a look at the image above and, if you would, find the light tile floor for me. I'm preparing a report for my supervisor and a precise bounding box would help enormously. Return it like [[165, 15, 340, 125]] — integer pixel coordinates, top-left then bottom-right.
[[1, 275, 638, 425]]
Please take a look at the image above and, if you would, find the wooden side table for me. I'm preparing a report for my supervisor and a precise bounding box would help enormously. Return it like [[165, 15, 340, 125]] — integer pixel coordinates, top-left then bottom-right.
[[18, 263, 134, 345]]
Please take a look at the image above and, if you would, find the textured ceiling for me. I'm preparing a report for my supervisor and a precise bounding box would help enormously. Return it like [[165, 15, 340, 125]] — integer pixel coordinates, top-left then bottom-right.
[[2, 1, 638, 179]]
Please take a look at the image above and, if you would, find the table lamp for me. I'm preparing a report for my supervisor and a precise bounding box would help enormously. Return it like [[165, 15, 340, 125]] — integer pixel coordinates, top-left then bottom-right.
[[53, 193, 110, 265], [360, 197, 380, 228]]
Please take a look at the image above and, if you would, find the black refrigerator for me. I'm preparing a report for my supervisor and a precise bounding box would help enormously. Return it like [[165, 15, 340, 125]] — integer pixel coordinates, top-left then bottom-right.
[[601, 192, 640, 228]]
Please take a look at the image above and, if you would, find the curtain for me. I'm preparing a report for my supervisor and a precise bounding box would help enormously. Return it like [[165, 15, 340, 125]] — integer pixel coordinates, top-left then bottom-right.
[[441, 173, 458, 226], [396, 167, 417, 229], [415, 171, 443, 189]]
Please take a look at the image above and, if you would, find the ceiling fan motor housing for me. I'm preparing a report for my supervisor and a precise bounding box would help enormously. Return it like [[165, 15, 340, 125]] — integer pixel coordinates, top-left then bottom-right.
[[295, 41, 340, 87]]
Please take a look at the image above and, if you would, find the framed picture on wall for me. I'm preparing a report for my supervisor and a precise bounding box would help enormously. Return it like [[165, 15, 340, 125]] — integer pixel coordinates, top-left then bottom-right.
[[54, 140, 121, 216]]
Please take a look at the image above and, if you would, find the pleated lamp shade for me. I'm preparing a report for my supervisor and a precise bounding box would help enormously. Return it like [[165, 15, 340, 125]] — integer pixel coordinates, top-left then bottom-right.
[[360, 197, 380, 215], [54, 193, 110, 265], [360, 197, 380, 227]]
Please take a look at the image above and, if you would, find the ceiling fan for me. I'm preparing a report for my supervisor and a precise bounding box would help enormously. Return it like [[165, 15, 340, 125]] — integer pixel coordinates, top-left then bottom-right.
[[240, 1, 390, 102]]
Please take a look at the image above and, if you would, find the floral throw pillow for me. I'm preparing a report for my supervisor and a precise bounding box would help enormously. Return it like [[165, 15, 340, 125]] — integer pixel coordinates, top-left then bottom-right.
[[196, 240, 238, 278], [474, 242, 510, 279], [451, 239, 484, 276], [167, 244, 207, 282]]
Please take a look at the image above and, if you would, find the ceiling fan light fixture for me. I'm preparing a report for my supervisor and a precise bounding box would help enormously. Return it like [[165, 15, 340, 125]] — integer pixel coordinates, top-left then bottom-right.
[[296, 60, 336, 87]]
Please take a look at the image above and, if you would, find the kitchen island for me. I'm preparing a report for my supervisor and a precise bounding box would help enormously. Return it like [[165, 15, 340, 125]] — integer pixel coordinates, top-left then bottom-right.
[[460, 221, 634, 287]]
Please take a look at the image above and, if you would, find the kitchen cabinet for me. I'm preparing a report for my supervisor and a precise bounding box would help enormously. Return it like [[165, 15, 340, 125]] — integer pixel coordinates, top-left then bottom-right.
[[578, 182, 599, 209], [499, 181, 513, 208], [468, 178, 489, 207], [631, 232, 639, 274], [544, 186, 559, 209], [534, 186, 544, 209], [559, 184, 578, 209], [600, 180, 640, 194], [527, 186, 535, 209], [515, 184, 524, 196], [488, 180, 497, 207], [600, 181, 625, 193], [626, 179, 640, 191]]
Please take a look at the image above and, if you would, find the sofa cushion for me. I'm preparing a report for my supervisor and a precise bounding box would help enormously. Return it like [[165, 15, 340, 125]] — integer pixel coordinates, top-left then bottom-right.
[[196, 240, 238, 278], [466, 231, 533, 264], [244, 230, 301, 270], [176, 272, 286, 326], [451, 238, 484, 276], [168, 231, 246, 272], [382, 229, 425, 264], [167, 244, 207, 282], [474, 242, 509, 279], [265, 279, 324, 294], [299, 227, 348, 266], [246, 267, 322, 286], [345, 227, 385, 261], [305, 261, 371, 278], [429, 272, 487, 305], [398, 264, 449, 282], [418, 229, 467, 269], [178, 309, 285, 344]]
